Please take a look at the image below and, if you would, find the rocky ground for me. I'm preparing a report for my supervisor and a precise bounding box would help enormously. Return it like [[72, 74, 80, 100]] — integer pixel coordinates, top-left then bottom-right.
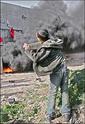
[[0, 52, 85, 124]]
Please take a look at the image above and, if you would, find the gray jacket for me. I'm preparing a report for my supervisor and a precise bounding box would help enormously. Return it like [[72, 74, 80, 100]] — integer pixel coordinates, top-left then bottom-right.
[[25, 39, 65, 76]]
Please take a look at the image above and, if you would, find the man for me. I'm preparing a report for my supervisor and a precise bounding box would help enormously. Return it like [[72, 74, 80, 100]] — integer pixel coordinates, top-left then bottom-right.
[[23, 29, 71, 123]]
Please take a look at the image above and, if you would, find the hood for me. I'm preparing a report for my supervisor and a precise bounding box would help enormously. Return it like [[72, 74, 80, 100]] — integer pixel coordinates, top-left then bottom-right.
[[41, 38, 63, 49]]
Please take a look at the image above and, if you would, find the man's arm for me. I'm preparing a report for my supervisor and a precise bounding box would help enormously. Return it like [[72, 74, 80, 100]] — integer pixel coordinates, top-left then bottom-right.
[[23, 42, 41, 61], [23, 42, 41, 51], [28, 42, 41, 50]]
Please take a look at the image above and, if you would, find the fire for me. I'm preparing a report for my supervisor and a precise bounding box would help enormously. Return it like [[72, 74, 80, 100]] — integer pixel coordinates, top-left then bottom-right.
[[3, 67, 14, 73]]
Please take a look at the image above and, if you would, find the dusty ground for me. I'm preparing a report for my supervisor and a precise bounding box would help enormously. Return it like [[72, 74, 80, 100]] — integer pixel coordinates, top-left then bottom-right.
[[0, 52, 85, 123], [1, 72, 85, 123], [1, 73, 49, 101], [65, 52, 84, 66], [1, 73, 49, 123]]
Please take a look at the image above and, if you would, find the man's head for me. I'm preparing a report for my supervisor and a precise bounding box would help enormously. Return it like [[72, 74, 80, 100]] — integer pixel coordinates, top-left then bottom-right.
[[36, 29, 49, 43]]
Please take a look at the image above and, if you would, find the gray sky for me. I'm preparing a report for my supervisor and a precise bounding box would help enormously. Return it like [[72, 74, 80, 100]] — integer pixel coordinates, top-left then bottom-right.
[[1, 1, 40, 8], [2, 0, 81, 15], [2, 0, 80, 8]]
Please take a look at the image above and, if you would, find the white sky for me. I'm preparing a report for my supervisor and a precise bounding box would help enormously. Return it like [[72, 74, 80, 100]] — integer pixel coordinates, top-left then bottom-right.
[[1, 0, 80, 9], [1, 0, 81, 14], [1, 1, 40, 8]]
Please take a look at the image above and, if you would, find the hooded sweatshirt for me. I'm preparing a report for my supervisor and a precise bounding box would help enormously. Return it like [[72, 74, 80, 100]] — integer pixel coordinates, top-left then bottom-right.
[[25, 38, 65, 76]]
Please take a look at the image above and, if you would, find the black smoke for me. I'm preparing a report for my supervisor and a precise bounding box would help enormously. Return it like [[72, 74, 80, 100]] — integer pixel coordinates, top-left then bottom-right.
[[1, 42, 33, 72], [1, 0, 84, 72]]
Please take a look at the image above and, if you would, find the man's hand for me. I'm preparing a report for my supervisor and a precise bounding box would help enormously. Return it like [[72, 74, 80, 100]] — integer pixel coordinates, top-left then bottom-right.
[[23, 43, 31, 51]]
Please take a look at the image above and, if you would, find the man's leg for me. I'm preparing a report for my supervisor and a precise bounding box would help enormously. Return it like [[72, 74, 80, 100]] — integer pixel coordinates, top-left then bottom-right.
[[47, 69, 63, 120], [60, 64, 71, 121]]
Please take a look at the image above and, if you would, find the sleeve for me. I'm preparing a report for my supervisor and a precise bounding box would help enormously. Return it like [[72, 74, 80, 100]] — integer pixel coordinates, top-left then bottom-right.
[[29, 42, 41, 50], [24, 49, 37, 62], [24, 47, 51, 63], [34, 48, 51, 62]]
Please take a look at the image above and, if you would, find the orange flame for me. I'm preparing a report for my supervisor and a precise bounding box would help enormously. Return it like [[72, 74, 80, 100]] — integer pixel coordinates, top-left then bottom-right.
[[3, 67, 14, 73]]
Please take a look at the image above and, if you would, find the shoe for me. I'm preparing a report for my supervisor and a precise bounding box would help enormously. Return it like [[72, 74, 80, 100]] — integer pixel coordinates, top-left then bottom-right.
[[45, 112, 56, 124], [44, 116, 51, 124], [50, 112, 56, 120], [62, 114, 71, 123]]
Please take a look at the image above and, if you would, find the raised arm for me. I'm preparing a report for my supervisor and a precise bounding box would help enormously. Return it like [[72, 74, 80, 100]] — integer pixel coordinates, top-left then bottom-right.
[[23, 42, 41, 51]]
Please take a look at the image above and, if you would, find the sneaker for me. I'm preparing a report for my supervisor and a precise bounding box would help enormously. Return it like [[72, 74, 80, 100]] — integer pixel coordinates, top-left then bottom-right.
[[45, 112, 56, 124], [44, 116, 51, 124], [50, 112, 56, 120], [62, 114, 71, 123]]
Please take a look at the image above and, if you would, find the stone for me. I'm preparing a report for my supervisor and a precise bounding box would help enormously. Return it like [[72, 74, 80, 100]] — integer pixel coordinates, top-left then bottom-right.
[[8, 96, 15, 104]]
